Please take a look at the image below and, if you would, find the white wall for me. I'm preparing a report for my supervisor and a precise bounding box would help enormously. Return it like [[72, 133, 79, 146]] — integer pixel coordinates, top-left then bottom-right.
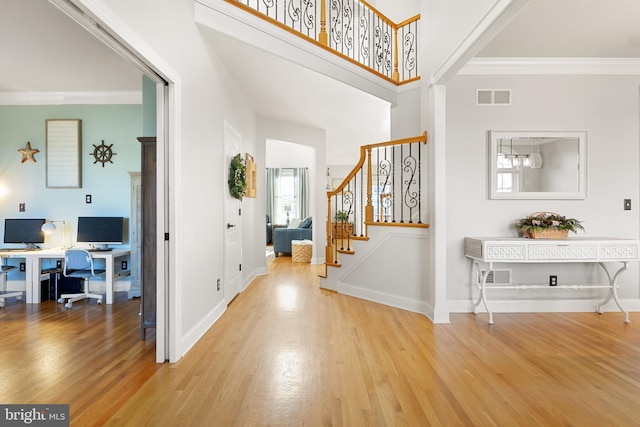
[[266, 140, 314, 169], [391, 86, 422, 139], [423, 0, 499, 76], [370, 0, 421, 22], [446, 74, 640, 309]]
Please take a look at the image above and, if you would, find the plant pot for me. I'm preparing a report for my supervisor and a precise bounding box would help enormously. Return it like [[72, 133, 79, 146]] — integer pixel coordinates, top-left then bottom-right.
[[530, 228, 568, 240]]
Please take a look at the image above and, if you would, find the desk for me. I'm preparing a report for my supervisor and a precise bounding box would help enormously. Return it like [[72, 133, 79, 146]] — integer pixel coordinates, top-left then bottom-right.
[[0, 248, 130, 305], [464, 237, 640, 324]]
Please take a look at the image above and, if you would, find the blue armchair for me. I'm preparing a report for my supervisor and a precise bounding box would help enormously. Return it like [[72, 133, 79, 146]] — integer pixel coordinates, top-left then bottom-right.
[[273, 217, 312, 256]]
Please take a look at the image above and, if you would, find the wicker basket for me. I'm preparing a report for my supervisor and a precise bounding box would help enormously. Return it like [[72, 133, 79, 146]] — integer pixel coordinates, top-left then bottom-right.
[[520, 211, 573, 240], [530, 228, 568, 240], [292, 240, 312, 263]]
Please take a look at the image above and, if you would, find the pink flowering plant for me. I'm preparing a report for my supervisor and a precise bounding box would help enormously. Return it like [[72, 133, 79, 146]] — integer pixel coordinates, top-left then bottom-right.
[[516, 212, 584, 238]]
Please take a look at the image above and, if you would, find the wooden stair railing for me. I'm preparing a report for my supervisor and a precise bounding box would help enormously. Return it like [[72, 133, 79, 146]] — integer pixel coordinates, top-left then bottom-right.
[[326, 132, 429, 267], [223, 0, 420, 85]]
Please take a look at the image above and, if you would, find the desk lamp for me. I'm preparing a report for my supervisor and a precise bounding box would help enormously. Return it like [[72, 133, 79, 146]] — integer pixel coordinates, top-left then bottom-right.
[[41, 220, 67, 248]]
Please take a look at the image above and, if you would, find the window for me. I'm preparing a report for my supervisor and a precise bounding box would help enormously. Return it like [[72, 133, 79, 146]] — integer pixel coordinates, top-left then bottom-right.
[[274, 169, 297, 225], [267, 167, 308, 225]]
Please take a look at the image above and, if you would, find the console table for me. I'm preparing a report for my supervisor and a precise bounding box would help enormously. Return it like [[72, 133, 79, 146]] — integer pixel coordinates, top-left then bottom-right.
[[464, 237, 640, 324]]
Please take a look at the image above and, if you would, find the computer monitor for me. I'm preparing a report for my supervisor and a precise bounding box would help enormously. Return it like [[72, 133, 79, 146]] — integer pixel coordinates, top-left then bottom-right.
[[4, 218, 46, 246], [76, 217, 124, 247]]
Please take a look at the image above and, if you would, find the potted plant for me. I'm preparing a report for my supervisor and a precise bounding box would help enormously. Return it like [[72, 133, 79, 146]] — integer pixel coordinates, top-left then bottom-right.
[[516, 211, 584, 239], [334, 210, 350, 222]]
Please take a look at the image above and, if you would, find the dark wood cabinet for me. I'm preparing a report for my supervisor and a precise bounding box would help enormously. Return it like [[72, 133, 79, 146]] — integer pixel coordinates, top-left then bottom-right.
[[138, 137, 156, 340]]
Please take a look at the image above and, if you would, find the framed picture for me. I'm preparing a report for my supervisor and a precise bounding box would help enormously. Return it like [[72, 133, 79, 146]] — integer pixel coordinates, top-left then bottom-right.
[[245, 153, 257, 198], [46, 119, 82, 188]]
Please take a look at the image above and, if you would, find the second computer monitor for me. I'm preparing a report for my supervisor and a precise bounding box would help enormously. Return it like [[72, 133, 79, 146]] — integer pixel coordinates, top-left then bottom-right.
[[76, 216, 124, 246]]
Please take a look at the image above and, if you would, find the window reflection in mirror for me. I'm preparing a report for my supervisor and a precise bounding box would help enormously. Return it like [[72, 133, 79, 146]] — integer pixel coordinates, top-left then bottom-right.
[[489, 130, 587, 200]]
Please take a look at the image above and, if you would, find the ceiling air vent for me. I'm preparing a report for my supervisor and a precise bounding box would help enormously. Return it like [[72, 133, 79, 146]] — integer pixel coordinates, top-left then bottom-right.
[[476, 89, 511, 106]]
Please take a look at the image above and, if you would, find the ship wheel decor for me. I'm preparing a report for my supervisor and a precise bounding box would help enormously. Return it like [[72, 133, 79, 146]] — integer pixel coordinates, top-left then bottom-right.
[[228, 153, 246, 201], [90, 140, 117, 167]]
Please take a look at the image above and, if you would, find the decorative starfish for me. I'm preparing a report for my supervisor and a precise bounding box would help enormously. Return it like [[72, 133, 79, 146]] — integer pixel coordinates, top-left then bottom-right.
[[18, 141, 40, 163]]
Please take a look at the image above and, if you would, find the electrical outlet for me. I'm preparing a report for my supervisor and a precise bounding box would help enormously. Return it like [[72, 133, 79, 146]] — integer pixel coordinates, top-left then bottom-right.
[[20, 262, 26, 272], [217, 278, 221, 291], [121, 260, 128, 270], [85, 194, 92, 204], [56, 260, 62, 269], [624, 199, 631, 210], [19, 203, 25, 212], [549, 275, 558, 286]]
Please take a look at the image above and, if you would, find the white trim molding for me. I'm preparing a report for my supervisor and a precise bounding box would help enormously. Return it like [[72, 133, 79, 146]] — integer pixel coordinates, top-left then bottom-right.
[[459, 57, 640, 75], [0, 91, 142, 105]]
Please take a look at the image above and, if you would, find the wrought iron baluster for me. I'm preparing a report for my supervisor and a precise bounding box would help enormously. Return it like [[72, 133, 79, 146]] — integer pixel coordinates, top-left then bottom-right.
[[391, 144, 396, 223], [403, 142, 418, 223], [400, 143, 404, 222], [359, 167, 364, 236], [352, 173, 358, 236], [379, 146, 391, 222], [344, 184, 352, 250]]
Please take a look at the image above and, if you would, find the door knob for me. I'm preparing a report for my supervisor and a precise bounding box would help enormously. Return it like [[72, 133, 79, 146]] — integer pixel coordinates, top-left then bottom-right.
[[227, 223, 236, 229]]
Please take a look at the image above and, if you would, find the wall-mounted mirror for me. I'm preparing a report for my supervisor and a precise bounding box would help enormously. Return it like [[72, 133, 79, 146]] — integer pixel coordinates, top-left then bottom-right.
[[489, 130, 587, 199]]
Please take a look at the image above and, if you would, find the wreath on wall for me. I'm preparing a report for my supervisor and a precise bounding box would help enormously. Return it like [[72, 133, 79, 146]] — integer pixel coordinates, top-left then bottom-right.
[[228, 153, 247, 200]]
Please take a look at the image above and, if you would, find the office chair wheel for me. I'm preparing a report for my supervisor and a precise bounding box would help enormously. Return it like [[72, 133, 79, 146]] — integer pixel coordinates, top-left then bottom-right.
[[58, 297, 65, 303], [65, 302, 72, 309], [97, 299, 103, 304]]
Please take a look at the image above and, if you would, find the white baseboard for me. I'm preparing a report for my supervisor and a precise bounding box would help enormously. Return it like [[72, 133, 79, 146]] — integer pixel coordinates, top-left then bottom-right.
[[338, 282, 429, 316], [448, 298, 640, 313], [180, 299, 227, 358]]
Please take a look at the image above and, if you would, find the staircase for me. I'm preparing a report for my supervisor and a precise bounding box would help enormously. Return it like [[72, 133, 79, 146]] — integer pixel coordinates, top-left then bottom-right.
[[320, 133, 430, 314]]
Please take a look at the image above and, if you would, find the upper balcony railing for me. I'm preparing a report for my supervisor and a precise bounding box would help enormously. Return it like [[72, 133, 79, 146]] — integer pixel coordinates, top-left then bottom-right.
[[225, 0, 420, 84]]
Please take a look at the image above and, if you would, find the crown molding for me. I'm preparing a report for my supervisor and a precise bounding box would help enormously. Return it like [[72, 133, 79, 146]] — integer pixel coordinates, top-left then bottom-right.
[[458, 57, 640, 75], [0, 91, 142, 105]]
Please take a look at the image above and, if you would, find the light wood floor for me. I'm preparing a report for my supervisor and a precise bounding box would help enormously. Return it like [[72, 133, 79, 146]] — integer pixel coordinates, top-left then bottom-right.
[[2, 258, 640, 426]]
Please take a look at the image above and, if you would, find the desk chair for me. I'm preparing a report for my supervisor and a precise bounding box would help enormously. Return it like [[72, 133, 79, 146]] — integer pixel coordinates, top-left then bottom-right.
[[59, 249, 105, 309], [0, 265, 22, 308]]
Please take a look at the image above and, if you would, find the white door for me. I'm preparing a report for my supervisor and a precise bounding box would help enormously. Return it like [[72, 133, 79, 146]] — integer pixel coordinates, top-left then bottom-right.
[[224, 122, 242, 304]]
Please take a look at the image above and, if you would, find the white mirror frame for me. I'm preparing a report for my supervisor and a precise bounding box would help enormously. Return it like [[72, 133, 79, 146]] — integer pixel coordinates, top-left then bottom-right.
[[489, 130, 588, 200]]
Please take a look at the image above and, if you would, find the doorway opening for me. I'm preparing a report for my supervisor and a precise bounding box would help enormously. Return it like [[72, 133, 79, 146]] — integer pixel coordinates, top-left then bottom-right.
[[51, 0, 175, 362]]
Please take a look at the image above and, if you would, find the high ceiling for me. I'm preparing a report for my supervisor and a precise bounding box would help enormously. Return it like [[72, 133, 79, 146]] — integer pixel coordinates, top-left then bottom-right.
[[478, 0, 640, 58], [0, 0, 141, 93], [2, 0, 639, 162], [4, 0, 640, 93]]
